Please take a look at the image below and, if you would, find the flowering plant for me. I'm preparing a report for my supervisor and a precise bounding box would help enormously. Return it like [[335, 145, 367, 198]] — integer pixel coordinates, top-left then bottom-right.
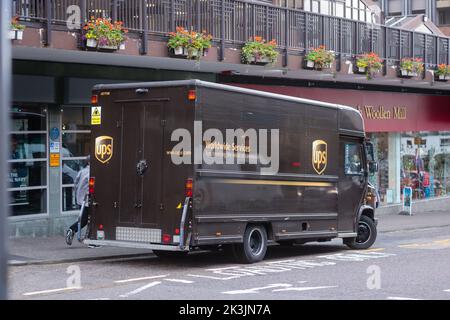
[[399, 57, 424, 75], [435, 64, 450, 77], [305, 45, 334, 69], [241, 36, 278, 64], [167, 27, 212, 60], [10, 16, 25, 31], [82, 17, 128, 48], [356, 52, 383, 79]]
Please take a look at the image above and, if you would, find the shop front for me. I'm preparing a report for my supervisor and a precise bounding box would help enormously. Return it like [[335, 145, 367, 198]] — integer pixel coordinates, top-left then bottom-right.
[[230, 84, 450, 207]]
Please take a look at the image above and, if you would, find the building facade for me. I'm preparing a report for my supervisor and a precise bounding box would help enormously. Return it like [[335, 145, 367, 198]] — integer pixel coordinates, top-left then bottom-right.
[[8, 0, 450, 237]]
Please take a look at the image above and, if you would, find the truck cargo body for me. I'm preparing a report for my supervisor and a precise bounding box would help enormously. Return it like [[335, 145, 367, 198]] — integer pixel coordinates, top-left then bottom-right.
[[85, 80, 376, 262]]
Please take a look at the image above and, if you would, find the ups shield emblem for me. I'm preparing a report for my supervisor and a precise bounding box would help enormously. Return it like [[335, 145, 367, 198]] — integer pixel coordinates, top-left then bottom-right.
[[312, 140, 327, 175], [95, 136, 113, 164]]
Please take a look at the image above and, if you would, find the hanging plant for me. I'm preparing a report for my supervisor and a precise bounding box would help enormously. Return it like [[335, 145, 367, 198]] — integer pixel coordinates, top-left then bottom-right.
[[241, 36, 278, 65], [167, 27, 212, 60], [355, 52, 383, 80], [82, 17, 128, 51], [304, 45, 334, 70], [435, 64, 450, 81], [8, 16, 25, 41], [399, 57, 424, 78]]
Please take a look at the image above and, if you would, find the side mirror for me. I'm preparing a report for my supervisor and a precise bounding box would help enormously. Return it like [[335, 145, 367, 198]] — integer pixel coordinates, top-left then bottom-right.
[[368, 161, 378, 174]]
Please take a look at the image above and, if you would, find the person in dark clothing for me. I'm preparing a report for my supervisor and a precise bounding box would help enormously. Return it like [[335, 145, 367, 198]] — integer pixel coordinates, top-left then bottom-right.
[[65, 156, 90, 245]]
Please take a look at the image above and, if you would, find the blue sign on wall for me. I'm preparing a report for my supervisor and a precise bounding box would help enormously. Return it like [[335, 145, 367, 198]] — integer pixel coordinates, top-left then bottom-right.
[[50, 127, 60, 141]]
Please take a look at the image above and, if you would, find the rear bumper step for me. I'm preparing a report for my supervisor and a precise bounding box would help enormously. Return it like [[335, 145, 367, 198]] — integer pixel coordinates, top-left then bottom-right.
[[84, 239, 188, 251]]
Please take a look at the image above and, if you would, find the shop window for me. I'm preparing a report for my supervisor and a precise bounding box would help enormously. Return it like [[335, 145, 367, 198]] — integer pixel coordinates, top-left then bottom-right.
[[61, 106, 91, 212], [441, 138, 450, 147], [8, 106, 48, 216], [401, 132, 450, 201], [344, 143, 362, 174]]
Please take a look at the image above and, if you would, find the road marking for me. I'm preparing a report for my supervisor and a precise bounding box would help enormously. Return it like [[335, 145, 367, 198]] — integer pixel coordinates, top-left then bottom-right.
[[273, 285, 337, 292], [189, 252, 395, 281], [398, 238, 450, 250], [164, 279, 194, 284], [223, 284, 292, 295], [444, 289, 450, 292], [114, 275, 168, 284], [119, 281, 161, 298], [387, 297, 422, 300], [23, 286, 82, 296], [356, 248, 385, 252]]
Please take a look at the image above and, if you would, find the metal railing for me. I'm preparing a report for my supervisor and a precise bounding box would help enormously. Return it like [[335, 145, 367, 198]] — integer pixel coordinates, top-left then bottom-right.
[[11, 0, 450, 67]]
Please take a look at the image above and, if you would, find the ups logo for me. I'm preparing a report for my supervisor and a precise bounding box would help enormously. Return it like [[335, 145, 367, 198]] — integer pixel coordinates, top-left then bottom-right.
[[95, 136, 113, 164], [312, 140, 327, 175]]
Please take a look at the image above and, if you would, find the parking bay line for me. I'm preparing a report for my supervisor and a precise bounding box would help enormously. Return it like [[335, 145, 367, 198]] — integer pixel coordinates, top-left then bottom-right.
[[23, 286, 82, 297], [114, 275, 168, 284], [119, 281, 162, 298], [164, 279, 194, 284], [387, 297, 423, 300], [273, 286, 337, 292]]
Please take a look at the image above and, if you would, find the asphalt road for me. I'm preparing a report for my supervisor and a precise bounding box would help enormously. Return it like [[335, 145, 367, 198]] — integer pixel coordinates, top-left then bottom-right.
[[8, 225, 450, 300]]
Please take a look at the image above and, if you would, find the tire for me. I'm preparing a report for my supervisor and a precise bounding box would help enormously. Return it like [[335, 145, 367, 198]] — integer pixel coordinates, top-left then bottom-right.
[[233, 225, 268, 264], [344, 215, 377, 250], [152, 250, 188, 259]]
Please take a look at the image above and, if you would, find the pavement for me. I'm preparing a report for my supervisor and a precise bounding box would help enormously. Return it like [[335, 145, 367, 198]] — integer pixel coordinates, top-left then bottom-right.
[[8, 209, 450, 267]]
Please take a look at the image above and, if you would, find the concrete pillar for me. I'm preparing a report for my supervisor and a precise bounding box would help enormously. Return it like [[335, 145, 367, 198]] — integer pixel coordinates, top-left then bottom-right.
[[388, 132, 401, 204]]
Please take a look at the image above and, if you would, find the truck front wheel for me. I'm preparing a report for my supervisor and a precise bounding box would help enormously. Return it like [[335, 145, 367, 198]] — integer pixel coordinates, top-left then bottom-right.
[[344, 215, 377, 250], [233, 225, 268, 264]]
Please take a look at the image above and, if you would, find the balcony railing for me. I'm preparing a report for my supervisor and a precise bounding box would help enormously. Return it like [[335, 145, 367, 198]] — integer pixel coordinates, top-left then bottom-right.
[[11, 0, 450, 67]]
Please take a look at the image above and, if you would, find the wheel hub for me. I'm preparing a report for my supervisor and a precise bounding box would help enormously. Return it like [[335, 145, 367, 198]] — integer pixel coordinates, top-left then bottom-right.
[[356, 221, 371, 244]]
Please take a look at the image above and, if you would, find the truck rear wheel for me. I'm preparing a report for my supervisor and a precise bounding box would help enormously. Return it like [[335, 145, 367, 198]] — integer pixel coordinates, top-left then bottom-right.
[[344, 215, 377, 250], [233, 225, 268, 264]]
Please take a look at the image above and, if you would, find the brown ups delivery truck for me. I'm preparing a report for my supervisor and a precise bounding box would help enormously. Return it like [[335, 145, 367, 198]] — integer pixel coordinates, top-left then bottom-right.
[[84, 80, 378, 263]]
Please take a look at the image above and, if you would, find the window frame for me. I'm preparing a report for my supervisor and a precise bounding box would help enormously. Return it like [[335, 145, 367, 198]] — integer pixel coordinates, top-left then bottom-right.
[[60, 105, 92, 214], [8, 105, 49, 217]]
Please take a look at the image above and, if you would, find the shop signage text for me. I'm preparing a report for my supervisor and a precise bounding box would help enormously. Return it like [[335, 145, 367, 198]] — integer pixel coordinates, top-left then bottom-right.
[[357, 105, 407, 120]]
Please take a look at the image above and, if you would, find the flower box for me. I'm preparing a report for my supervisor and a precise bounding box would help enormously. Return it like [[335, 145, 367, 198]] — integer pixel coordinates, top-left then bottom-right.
[[167, 27, 212, 60], [400, 69, 418, 78], [173, 46, 185, 56], [97, 44, 119, 51], [8, 29, 23, 40], [248, 56, 271, 65], [86, 39, 98, 48], [436, 74, 450, 81], [306, 60, 315, 68]]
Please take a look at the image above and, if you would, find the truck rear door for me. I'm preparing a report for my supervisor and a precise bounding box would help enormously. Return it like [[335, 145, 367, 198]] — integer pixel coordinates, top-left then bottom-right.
[[118, 102, 164, 233]]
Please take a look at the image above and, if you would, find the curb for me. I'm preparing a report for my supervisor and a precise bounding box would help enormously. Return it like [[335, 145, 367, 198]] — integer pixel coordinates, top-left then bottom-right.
[[8, 252, 154, 267]]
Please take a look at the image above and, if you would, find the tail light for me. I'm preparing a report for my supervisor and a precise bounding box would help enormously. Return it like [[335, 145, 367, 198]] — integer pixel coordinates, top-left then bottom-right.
[[89, 177, 95, 194], [187, 90, 196, 101], [162, 234, 171, 244], [175, 228, 180, 235], [91, 95, 98, 105], [185, 178, 193, 197]]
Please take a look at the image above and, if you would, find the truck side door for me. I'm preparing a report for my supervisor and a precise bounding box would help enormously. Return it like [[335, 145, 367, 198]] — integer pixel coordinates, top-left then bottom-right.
[[338, 138, 367, 232]]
